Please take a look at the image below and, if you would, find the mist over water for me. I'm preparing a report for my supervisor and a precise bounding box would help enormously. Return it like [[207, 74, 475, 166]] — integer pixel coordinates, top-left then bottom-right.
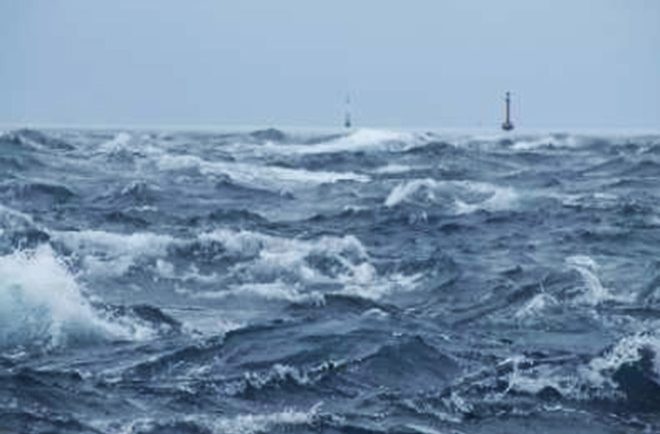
[[1, 127, 660, 433]]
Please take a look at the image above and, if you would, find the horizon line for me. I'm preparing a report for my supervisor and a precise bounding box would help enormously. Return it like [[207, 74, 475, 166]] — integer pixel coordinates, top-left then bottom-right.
[[1, 121, 660, 136]]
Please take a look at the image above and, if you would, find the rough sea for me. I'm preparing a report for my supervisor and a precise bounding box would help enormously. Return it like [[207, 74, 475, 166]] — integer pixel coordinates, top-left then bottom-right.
[[1, 127, 660, 433]]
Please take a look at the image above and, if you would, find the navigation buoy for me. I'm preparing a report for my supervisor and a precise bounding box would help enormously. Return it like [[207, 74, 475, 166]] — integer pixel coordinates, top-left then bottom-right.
[[501, 92, 514, 131], [344, 94, 352, 129]]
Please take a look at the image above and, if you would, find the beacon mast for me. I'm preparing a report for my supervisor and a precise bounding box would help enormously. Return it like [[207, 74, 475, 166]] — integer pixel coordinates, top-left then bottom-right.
[[344, 94, 352, 129], [501, 92, 514, 131]]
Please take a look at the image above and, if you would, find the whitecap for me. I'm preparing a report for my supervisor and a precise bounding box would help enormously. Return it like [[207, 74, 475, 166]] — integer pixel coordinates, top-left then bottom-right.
[[51, 229, 175, 277], [98, 132, 132, 153], [266, 128, 428, 155], [191, 229, 419, 301], [207, 403, 321, 434], [565, 255, 618, 305], [0, 246, 152, 350], [582, 331, 660, 389], [384, 178, 518, 214], [156, 153, 369, 191]]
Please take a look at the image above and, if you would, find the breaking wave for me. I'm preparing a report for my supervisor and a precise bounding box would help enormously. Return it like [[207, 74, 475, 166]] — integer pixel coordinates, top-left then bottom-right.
[[384, 178, 519, 214], [0, 246, 153, 351]]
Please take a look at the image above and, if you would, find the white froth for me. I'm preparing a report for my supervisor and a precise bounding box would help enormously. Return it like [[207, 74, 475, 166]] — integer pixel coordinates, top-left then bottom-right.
[[121, 403, 322, 434], [583, 331, 660, 388], [195, 229, 417, 301], [510, 135, 580, 151], [98, 132, 132, 153], [266, 128, 425, 155], [385, 178, 518, 214], [373, 163, 415, 174], [207, 404, 321, 434], [51, 229, 175, 277], [49, 226, 420, 303], [193, 281, 324, 305], [157, 153, 369, 191], [0, 246, 150, 349], [514, 293, 559, 320], [385, 179, 437, 207], [565, 255, 618, 305]]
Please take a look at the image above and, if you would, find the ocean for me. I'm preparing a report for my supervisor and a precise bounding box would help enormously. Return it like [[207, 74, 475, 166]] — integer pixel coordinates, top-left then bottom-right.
[[1, 127, 659, 433]]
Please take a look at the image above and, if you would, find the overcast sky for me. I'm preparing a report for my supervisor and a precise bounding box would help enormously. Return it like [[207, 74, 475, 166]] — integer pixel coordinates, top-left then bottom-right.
[[1, 0, 659, 129]]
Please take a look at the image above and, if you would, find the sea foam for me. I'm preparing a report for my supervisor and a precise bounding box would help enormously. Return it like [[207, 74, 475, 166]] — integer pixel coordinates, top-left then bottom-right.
[[0, 246, 152, 350]]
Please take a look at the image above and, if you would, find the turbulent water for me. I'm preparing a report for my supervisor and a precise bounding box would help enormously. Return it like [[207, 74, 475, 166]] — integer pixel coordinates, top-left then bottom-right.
[[1, 127, 660, 433]]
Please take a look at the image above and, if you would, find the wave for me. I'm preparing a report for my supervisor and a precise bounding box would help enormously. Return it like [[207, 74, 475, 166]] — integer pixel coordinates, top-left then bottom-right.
[[0, 246, 153, 351], [454, 326, 660, 413], [50, 229, 175, 277], [187, 229, 370, 292], [619, 160, 660, 178], [0, 205, 50, 253], [503, 331, 660, 410], [260, 128, 429, 156], [509, 134, 581, 151], [279, 149, 387, 173], [213, 178, 290, 201], [350, 336, 459, 392], [0, 180, 76, 204], [0, 129, 75, 151], [187, 229, 419, 301], [585, 331, 660, 389], [384, 178, 518, 214], [98, 131, 133, 154], [249, 127, 287, 142], [596, 333, 660, 411], [402, 140, 456, 157], [48, 227, 418, 302], [0, 134, 45, 170], [512, 255, 623, 325], [0, 204, 37, 234], [95, 180, 160, 207], [204, 208, 270, 226], [230, 360, 340, 396], [372, 163, 416, 175], [563, 255, 625, 305], [124, 404, 321, 434], [96, 131, 160, 164], [156, 153, 369, 192]]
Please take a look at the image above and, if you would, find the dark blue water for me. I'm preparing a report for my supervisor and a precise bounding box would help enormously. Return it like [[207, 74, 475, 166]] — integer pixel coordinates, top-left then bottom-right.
[[1, 127, 660, 433]]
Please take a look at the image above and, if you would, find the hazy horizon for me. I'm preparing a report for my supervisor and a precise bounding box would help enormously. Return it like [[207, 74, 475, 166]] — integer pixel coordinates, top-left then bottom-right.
[[2, 0, 659, 129]]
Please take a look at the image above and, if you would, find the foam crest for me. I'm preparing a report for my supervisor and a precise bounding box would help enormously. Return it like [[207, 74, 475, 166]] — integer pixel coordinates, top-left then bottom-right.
[[502, 356, 580, 397], [583, 331, 660, 389], [510, 135, 580, 151], [385, 179, 437, 207], [157, 153, 369, 191], [0, 246, 151, 350], [195, 229, 417, 301], [231, 362, 334, 394], [98, 132, 132, 153], [565, 255, 617, 305], [193, 281, 324, 304], [278, 128, 425, 155], [514, 293, 560, 320], [453, 181, 518, 215], [208, 404, 321, 434], [373, 163, 416, 174], [51, 229, 175, 277], [385, 178, 518, 214]]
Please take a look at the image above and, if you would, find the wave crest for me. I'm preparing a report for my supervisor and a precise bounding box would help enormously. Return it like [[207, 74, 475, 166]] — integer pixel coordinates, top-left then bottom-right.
[[0, 246, 154, 351]]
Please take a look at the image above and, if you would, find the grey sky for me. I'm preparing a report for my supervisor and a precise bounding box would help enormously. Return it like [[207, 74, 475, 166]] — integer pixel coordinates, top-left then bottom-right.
[[2, 0, 659, 129]]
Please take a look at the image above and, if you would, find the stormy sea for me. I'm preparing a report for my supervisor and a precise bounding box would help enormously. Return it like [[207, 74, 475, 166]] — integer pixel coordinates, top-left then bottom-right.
[[1, 127, 660, 434]]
